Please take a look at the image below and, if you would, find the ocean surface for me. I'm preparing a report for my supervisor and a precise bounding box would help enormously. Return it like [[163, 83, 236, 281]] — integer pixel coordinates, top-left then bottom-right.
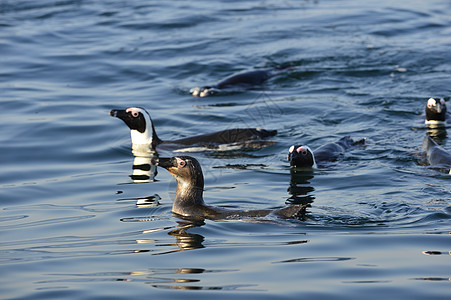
[[1, 0, 450, 299]]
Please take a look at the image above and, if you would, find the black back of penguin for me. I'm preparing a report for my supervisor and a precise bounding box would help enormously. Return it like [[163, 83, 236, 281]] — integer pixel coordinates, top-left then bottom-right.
[[190, 69, 277, 97], [171, 128, 277, 146]]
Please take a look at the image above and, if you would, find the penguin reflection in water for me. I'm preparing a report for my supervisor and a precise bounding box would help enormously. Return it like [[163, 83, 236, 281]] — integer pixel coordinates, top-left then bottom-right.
[[286, 170, 315, 206], [110, 107, 277, 152], [288, 136, 366, 169], [153, 156, 309, 220]]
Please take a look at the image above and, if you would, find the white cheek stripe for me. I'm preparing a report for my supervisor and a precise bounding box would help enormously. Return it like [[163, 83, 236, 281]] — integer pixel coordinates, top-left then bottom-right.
[[312, 156, 318, 169], [126, 107, 154, 145], [301, 145, 317, 168], [427, 98, 437, 108], [288, 145, 317, 168]]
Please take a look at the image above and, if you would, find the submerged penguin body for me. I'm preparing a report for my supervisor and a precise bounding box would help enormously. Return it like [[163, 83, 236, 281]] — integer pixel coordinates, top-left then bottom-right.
[[190, 69, 277, 97]]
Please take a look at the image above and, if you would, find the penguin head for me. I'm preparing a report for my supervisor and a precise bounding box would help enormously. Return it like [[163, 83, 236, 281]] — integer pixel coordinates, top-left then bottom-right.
[[156, 156, 204, 190], [190, 86, 218, 97], [110, 107, 160, 147], [287, 145, 317, 168], [425, 98, 447, 123]]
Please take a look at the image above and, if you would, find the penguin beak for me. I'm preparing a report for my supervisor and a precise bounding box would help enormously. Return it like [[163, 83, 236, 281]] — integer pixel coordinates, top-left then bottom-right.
[[152, 157, 177, 169], [110, 109, 129, 121], [436, 105, 442, 113]]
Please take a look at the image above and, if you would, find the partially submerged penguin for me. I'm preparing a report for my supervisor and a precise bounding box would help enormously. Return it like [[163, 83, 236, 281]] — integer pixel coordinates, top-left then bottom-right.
[[288, 136, 366, 168], [421, 135, 451, 174], [154, 156, 308, 220], [425, 97, 449, 127], [190, 68, 279, 97], [110, 107, 277, 151]]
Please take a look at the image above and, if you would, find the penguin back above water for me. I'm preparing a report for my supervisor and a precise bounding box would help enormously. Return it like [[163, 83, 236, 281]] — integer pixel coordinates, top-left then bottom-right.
[[190, 69, 278, 97], [110, 107, 277, 151]]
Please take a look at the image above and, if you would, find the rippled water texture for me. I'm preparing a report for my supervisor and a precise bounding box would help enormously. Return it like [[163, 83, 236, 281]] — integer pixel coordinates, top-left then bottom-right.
[[1, 0, 450, 299]]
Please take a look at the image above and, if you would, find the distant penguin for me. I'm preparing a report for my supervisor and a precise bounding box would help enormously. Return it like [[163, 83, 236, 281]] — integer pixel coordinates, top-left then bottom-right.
[[110, 107, 277, 151], [288, 136, 366, 168], [153, 155, 309, 220], [190, 68, 280, 97], [425, 97, 449, 127], [421, 135, 451, 174]]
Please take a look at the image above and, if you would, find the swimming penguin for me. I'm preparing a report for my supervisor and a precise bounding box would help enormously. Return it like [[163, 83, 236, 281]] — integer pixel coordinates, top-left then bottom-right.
[[421, 135, 451, 174], [110, 107, 277, 151], [190, 68, 279, 97], [425, 97, 449, 127], [288, 136, 366, 168], [153, 156, 309, 220]]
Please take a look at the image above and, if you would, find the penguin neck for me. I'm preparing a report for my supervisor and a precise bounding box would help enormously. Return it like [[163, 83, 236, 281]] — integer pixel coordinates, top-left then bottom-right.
[[130, 120, 162, 149], [311, 153, 318, 169], [303, 146, 318, 168], [426, 112, 445, 122], [173, 178, 206, 216]]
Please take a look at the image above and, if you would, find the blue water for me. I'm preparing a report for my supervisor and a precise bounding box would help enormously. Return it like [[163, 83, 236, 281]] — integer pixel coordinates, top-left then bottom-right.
[[1, 0, 450, 299]]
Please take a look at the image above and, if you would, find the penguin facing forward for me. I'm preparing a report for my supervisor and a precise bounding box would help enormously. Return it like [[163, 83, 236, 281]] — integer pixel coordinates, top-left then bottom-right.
[[110, 107, 277, 151], [425, 97, 449, 127], [288, 136, 366, 168]]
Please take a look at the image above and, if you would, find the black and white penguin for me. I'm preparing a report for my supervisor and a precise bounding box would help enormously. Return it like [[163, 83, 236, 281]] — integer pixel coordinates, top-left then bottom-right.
[[110, 107, 277, 151], [421, 135, 451, 174], [288, 136, 366, 168], [425, 97, 449, 127], [154, 155, 309, 220], [190, 69, 278, 97]]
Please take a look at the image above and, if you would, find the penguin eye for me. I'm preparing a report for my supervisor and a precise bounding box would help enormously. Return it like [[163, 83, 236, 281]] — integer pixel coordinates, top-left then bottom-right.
[[178, 160, 186, 168], [126, 108, 141, 118], [127, 111, 139, 118]]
